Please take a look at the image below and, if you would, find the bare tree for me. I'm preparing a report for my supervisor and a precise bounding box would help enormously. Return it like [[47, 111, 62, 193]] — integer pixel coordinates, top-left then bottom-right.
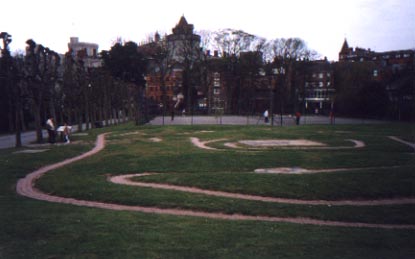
[[265, 37, 319, 115], [139, 33, 173, 124], [0, 32, 14, 132], [212, 29, 261, 114], [24, 40, 45, 143], [266, 38, 318, 62], [1, 32, 25, 147]]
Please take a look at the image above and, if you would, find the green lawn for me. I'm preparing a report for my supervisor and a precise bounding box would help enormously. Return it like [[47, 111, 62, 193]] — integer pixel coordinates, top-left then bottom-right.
[[1, 122, 415, 258]]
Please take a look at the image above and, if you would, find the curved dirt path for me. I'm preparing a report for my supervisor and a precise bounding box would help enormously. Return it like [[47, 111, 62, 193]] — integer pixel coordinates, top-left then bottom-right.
[[16, 133, 415, 230], [191, 137, 365, 151], [109, 173, 415, 206]]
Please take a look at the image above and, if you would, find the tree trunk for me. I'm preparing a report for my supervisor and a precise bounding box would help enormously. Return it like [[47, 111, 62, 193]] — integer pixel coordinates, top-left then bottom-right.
[[85, 95, 90, 130], [33, 103, 43, 143], [128, 98, 134, 123], [15, 108, 22, 148], [112, 109, 118, 125], [20, 108, 26, 132], [7, 98, 14, 132], [77, 109, 83, 132], [49, 97, 57, 125]]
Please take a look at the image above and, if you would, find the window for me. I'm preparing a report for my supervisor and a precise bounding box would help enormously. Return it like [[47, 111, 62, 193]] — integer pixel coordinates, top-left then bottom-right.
[[373, 70, 378, 77], [214, 89, 220, 95], [319, 73, 323, 79]]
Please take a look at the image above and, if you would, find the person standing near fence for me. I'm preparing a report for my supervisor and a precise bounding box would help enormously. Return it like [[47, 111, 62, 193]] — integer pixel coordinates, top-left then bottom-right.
[[46, 117, 56, 143], [263, 109, 269, 123], [63, 123, 71, 143], [295, 112, 301, 125]]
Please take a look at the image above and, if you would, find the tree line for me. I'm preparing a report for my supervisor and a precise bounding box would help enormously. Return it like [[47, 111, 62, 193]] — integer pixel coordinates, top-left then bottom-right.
[[0, 33, 148, 147]]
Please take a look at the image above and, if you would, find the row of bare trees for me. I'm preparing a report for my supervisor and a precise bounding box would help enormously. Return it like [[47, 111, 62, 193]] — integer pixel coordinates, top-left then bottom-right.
[[0, 33, 147, 147], [197, 29, 318, 115]]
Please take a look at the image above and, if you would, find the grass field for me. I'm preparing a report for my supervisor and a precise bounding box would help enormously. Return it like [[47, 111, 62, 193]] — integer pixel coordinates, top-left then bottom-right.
[[1, 122, 415, 258]]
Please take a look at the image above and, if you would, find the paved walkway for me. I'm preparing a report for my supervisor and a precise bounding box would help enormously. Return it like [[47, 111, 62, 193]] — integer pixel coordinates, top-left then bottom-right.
[[0, 120, 120, 149], [16, 133, 415, 230], [148, 115, 387, 126]]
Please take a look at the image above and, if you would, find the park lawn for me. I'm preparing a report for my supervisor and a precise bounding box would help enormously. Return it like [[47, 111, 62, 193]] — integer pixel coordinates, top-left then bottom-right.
[[1, 122, 415, 258]]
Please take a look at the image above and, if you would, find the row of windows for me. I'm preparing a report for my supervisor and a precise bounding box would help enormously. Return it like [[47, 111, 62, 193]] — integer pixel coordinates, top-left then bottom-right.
[[376, 53, 412, 60], [305, 90, 333, 99], [305, 81, 331, 87], [311, 72, 331, 78], [344, 53, 413, 61]]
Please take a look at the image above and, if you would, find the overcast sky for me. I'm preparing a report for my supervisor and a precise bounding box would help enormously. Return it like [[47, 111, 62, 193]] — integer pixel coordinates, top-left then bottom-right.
[[3, 0, 414, 61]]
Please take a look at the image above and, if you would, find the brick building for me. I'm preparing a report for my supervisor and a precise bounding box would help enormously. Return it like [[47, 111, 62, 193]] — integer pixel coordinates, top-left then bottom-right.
[[302, 59, 335, 114], [339, 38, 414, 119]]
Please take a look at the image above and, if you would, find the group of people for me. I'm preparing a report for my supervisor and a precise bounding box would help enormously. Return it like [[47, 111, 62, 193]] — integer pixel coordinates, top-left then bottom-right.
[[46, 117, 71, 144]]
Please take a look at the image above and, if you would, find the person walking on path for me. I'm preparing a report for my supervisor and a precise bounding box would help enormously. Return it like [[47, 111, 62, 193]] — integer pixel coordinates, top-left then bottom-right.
[[263, 109, 269, 123], [46, 117, 56, 143]]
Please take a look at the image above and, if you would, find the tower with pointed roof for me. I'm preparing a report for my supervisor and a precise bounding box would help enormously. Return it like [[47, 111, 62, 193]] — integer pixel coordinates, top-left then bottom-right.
[[339, 38, 352, 61], [166, 15, 201, 65]]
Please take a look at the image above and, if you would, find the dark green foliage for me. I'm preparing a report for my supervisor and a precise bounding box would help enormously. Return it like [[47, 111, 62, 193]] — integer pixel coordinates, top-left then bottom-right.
[[101, 41, 147, 86]]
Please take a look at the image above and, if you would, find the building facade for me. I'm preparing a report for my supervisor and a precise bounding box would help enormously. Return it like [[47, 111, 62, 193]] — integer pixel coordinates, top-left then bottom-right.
[[166, 16, 202, 66], [67, 37, 101, 68], [339, 38, 415, 119], [303, 59, 335, 114]]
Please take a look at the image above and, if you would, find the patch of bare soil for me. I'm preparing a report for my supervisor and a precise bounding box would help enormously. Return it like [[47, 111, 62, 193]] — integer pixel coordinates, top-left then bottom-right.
[[13, 149, 50, 154], [193, 137, 365, 150], [239, 139, 326, 147]]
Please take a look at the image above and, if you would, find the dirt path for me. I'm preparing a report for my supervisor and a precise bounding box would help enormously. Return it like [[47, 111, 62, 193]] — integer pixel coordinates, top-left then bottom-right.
[[109, 173, 415, 206], [191, 137, 366, 150], [16, 133, 415, 230]]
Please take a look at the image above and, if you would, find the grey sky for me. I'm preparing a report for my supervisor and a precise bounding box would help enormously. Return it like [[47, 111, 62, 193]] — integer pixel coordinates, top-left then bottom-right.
[[3, 0, 414, 60]]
